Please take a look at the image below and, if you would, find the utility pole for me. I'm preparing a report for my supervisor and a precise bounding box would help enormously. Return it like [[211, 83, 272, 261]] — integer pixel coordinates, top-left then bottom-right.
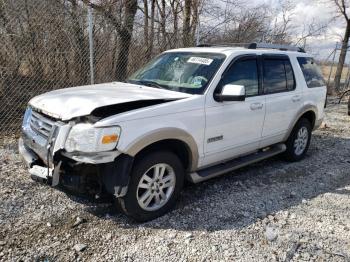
[[327, 42, 338, 88]]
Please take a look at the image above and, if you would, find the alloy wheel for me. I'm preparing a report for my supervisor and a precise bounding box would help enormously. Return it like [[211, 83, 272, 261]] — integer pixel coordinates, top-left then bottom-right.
[[294, 126, 309, 155], [136, 163, 176, 211]]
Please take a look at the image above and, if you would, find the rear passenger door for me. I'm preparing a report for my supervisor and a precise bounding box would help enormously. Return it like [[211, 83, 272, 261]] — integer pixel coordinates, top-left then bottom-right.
[[261, 55, 302, 145]]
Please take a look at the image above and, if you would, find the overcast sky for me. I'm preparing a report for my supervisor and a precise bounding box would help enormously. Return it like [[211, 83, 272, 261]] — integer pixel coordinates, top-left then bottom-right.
[[256, 0, 347, 61], [201, 0, 347, 61]]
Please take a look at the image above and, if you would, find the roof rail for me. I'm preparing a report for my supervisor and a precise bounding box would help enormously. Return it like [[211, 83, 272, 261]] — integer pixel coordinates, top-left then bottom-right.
[[196, 42, 306, 53], [196, 43, 250, 48], [196, 44, 214, 47], [248, 42, 306, 53]]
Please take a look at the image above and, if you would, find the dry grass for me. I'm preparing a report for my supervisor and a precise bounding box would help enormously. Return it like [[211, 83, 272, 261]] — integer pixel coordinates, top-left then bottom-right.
[[321, 65, 350, 81]]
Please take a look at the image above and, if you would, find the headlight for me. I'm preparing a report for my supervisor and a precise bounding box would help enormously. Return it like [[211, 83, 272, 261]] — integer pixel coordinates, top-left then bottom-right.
[[65, 123, 121, 153], [22, 107, 32, 129]]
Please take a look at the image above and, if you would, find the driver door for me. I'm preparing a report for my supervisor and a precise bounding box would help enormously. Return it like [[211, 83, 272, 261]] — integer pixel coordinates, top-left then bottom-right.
[[203, 55, 266, 166]]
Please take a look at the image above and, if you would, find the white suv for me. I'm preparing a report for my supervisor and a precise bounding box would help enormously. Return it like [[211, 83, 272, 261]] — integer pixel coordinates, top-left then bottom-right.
[[19, 43, 327, 221]]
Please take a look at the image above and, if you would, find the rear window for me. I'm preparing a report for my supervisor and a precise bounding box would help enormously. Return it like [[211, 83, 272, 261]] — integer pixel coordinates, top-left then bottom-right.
[[297, 57, 325, 88]]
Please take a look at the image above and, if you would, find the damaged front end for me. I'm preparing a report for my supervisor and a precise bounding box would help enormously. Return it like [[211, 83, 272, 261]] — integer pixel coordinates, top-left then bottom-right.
[[19, 107, 133, 198]]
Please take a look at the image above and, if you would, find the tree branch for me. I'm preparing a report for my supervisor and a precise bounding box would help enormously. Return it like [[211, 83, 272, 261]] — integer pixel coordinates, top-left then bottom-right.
[[81, 0, 123, 35]]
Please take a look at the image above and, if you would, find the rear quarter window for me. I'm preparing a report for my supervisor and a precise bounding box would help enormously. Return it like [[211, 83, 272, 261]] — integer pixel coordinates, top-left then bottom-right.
[[297, 57, 325, 88]]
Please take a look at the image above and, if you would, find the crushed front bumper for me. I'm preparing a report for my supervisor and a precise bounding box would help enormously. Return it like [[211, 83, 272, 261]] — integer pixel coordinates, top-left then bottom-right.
[[19, 107, 133, 197], [18, 138, 38, 168], [18, 138, 58, 185], [18, 137, 133, 197]]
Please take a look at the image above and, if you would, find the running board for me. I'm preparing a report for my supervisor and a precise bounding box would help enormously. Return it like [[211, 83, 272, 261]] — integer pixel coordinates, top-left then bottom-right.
[[189, 143, 286, 183]]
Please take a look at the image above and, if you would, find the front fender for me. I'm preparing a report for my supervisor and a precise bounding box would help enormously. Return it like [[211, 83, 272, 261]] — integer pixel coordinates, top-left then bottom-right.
[[123, 127, 199, 172]]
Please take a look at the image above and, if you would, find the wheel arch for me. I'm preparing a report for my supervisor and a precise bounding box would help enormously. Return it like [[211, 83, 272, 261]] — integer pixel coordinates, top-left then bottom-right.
[[124, 127, 199, 172], [300, 110, 316, 128], [284, 105, 317, 141]]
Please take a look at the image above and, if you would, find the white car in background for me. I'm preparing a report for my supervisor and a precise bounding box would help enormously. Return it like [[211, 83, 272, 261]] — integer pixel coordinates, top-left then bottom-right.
[[19, 43, 327, 221]]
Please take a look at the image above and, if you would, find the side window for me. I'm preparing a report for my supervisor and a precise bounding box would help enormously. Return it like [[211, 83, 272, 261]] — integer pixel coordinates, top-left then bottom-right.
[[284, 61, 295, 91], [221, 58, 259, 97], [297, 57, 326, 88], [263, 58, 295, 94]]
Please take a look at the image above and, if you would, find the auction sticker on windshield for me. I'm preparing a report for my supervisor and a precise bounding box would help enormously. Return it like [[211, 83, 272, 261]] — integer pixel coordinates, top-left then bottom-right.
[[187, 57, 213, 65]]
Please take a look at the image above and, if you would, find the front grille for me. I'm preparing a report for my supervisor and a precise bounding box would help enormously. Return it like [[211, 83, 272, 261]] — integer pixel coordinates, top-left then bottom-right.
[[30, 110, 55, 139]]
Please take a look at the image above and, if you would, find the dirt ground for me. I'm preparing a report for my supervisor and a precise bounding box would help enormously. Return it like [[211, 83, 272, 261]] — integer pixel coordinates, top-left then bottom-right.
[[0, 99, 350, 261]]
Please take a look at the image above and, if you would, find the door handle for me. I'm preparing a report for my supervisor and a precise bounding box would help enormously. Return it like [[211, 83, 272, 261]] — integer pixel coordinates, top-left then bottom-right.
[[292, 95, 301, 102], [250, 102, 263, 110]]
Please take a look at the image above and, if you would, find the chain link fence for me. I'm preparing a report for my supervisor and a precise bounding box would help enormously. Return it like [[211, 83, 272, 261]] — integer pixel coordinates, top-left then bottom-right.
[[0, 0, 173, 142], [1, 0, 349, 144]]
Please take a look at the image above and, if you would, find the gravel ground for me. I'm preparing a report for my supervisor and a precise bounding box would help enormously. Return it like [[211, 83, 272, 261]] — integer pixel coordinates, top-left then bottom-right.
[[1, 99, 350, 262]]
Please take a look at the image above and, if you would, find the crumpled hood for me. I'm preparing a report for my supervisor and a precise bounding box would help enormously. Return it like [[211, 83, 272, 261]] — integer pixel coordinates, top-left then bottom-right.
[[29, 82, 191, 120]]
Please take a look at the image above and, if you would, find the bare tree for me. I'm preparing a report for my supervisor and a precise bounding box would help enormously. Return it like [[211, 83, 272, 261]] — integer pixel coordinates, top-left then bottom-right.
[[295, 19, 327, 49], [331, 0, 350, 92], [139, 0, 157, 59], [0, 0, 341, 135], [157, 0, 167, 49], [182, 0, 202, 46], [183, 0, 192, 46], [82, 0, 138, 81], [263, 0, 295, 44], [169, 0, 181, 48], [66, 0, 89, 84]]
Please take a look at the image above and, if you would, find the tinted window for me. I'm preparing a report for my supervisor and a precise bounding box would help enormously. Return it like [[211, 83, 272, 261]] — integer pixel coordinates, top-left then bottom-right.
[[263, 58, 295, 94], [263, 59, 285, 93], [221, 58, 259, 96], [285, 62, 295, 90], [297, 57, 325, 88]]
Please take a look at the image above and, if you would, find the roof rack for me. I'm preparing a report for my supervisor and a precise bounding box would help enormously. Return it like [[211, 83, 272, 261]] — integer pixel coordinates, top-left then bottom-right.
[[196, 43, 251, 48], [196, 42, 306, 53], [248, 42, 305, 53]]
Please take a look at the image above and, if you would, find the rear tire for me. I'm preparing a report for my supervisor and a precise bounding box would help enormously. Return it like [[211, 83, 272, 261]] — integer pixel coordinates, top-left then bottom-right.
[[283, 118, 312, 162], [117, 151, 184, 222]]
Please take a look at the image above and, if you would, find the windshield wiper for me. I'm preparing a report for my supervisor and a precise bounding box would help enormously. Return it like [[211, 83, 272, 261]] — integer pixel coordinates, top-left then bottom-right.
[[128, 79, 165, 89]]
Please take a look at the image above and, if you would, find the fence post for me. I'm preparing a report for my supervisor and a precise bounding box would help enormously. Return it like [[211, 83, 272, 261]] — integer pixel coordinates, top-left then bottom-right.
[[88, 5, 95, 85], [196, 20, 200, 46]]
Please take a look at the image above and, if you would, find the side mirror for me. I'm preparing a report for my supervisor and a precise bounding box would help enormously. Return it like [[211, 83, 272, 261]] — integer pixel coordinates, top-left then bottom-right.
[[214, 84, 246, 102]]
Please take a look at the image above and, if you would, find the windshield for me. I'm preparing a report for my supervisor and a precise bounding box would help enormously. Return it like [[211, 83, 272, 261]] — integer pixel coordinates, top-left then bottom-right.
[[128, 52, 226, 94]]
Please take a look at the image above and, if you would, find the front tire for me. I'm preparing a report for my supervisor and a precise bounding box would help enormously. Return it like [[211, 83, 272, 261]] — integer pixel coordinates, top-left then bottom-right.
[[117, 151, 184, 222], [284, 118, 312, 162]]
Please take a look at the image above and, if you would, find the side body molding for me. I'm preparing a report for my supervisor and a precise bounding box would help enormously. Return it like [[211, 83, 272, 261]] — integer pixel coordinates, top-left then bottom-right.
[[124, 127, 199, 172], [283, 104, 318, 141]]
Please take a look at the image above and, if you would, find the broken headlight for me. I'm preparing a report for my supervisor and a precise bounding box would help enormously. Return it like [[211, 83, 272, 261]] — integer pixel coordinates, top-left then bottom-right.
[[22, 107, 32, 130], [65, 123, 121, 153]]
